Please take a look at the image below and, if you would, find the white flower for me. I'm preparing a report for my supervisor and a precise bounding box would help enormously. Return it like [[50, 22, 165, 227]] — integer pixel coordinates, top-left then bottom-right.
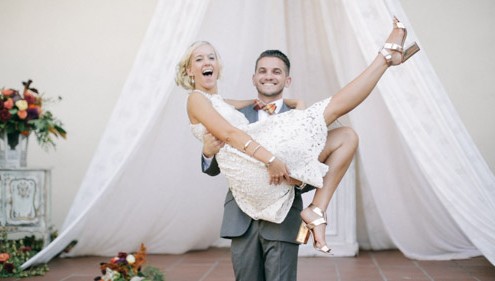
[[130, 277, 145, 281], [102, 268, 119, 281], [15, 99, 28, 111], [126, 254, 136, 264]]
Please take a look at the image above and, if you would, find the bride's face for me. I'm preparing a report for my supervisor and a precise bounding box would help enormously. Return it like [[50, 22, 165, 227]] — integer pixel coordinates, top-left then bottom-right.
[[187, 44, 219, 93], [252, 57, 291, 100]]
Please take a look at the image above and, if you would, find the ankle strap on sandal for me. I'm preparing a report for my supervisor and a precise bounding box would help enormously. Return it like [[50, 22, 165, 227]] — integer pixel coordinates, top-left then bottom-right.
[[306, 204, 327, 228], [379, 42, 403, 67], [383, 43, 403, 52], [380, 48, 393, 66], [309, 204, 325, 217]]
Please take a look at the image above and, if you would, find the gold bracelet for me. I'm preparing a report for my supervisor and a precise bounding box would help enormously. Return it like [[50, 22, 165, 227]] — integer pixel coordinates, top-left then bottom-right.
[[243, 140, 253, 152], [251, 144, 262, 157], [265, 156, 276, 167]]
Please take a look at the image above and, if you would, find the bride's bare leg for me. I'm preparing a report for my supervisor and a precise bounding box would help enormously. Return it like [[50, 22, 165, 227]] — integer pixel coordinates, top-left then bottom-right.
[[299, 17, 418, 253], [300, 127, 358, 251], [322, 18, 408, 126]]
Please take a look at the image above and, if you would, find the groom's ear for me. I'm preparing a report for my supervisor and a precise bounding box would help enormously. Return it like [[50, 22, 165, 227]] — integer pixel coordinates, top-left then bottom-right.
[[284, 76, 292, 88]]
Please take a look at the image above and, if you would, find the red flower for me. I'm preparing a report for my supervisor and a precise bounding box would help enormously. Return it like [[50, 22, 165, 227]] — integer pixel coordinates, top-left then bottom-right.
[[23, 90, 39, 104], [2, 262, 14, 273], [20, 246, 32, 253], [0, 108, 11, 122]]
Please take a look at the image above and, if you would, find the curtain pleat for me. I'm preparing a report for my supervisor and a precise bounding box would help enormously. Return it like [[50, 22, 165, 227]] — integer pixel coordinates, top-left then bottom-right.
[[22, 0, 211, 268]]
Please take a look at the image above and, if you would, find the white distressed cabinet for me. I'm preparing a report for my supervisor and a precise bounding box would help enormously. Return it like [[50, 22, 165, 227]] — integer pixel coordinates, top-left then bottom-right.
[[0, 168, 52, 246]]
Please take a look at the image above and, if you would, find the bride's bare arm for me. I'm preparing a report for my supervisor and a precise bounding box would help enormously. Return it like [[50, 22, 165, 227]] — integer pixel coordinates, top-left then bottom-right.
[[224, 99, 254, 109], [187, 92, 290, 183]]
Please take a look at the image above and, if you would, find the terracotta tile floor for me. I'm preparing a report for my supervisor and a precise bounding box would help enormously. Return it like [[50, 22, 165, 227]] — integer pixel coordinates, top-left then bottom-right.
[[6, 247, 495, 281]]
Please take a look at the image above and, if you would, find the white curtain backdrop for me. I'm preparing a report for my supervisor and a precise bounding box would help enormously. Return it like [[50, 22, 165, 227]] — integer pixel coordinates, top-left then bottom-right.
[[23, 0, 495, 269]]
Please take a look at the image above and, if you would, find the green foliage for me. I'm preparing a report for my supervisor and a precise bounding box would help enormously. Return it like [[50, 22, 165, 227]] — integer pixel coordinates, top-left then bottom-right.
[[141, 266, 165, 281], [0, 228, 49, 278]]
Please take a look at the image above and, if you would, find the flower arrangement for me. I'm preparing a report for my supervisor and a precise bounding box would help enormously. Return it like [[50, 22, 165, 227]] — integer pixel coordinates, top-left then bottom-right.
[[0, 79, 66, 150], [94, 244, 164, 281], [0, 228, 49, 278]]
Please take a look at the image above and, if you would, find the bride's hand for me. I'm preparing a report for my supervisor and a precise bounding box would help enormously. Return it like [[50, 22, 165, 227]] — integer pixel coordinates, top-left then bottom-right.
[[267, 158, 290, 185]]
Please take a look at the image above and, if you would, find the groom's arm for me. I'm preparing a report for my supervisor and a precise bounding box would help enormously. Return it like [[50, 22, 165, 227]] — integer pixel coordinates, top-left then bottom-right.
[[202, 154, 220, 176], [201, 132, 224, 176]]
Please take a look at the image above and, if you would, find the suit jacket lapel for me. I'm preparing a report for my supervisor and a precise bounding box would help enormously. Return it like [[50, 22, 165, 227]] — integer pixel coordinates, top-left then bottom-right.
[[279, 103, 290, 114], [239, 105, 259, 123]]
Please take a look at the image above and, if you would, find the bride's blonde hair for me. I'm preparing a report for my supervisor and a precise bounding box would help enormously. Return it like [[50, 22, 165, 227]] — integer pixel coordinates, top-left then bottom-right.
[[175, 41, 223, 90]]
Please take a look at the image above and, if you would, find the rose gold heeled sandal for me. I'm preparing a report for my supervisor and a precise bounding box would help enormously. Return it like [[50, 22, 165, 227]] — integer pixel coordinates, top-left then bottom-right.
[[379, 16, 420, 66], [296, 204, 331, 254]]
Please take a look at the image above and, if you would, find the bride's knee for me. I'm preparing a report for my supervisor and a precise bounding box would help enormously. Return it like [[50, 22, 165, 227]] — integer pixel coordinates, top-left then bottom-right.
[[328, 126, 359, 148], [341, 127, 359, 148]]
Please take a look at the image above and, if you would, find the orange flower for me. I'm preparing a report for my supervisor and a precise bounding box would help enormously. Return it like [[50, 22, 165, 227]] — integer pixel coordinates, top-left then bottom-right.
[[0, 252, 10, 263], [1, 89, 14, 97], [17, 110, 28, 119], [4, 98, 13, 109]]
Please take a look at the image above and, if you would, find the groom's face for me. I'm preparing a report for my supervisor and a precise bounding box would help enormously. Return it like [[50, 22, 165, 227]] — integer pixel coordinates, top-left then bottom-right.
[[252, 57, 291, 101]]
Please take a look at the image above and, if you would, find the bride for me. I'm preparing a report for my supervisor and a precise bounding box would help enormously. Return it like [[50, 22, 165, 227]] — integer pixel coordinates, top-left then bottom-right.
[[176, 17, 419, 253]]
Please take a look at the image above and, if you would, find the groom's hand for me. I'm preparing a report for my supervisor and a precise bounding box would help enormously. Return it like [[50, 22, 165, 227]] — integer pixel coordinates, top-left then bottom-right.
[[202, 132, 224, 158]]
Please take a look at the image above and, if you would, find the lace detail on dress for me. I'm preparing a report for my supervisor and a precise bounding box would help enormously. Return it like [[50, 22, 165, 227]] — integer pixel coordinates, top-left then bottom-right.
[[245, 98, 331, 188], [190, 91, 331, 223]]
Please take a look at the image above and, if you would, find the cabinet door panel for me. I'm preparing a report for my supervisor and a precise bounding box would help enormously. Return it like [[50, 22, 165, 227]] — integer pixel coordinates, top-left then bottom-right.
[[1, 171, 46, 226]]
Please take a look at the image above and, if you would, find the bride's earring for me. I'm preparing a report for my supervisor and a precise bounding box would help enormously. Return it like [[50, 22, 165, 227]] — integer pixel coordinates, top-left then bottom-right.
[[190, 76, 195, 87]]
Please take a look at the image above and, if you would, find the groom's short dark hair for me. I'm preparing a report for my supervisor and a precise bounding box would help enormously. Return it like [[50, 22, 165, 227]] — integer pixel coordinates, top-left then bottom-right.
[[255, 50, 291, 74]]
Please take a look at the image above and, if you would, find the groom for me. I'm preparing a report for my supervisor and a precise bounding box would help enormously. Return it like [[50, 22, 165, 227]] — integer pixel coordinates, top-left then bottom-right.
[[201, 50, 357, 281]]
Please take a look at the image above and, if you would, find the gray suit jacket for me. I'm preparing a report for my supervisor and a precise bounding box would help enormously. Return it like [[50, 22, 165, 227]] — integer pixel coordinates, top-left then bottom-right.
[[202, 102, 315, 243]]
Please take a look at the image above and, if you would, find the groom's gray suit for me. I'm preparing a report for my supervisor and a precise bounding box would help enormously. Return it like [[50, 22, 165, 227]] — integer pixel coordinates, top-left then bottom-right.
[[202, 102, 315, 281]]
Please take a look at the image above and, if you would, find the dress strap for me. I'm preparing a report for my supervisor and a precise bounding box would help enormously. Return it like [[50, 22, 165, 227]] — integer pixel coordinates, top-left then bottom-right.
[[192, 89, 216, 96]]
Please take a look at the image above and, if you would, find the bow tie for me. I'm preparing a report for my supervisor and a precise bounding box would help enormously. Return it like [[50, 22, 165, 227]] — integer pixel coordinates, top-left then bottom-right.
[[253, 99, 277, 115]]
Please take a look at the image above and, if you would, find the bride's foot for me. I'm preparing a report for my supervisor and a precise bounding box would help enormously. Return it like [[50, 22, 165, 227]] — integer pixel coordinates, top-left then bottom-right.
[[380, 16, 420, 66], [296, 204, 331, 254]]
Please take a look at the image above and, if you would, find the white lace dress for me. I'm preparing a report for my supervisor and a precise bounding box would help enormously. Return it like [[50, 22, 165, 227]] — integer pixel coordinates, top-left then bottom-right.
[[191, 92, 331, 223]]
